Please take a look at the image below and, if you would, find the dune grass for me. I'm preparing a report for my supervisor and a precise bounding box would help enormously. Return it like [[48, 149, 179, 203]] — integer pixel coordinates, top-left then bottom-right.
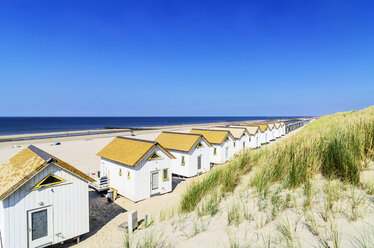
[[179, 151, 256, 212], [251, 107, 374, 192], [179, 106, 374, 213]]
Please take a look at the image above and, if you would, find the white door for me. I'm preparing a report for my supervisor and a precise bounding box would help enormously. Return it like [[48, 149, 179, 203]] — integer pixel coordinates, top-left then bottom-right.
[[197, 156, 202, 172], [101, 162, 107, 178], [225, 147, 229, 161], [150, 171, 159, 195], [28, 206, 53, 248]]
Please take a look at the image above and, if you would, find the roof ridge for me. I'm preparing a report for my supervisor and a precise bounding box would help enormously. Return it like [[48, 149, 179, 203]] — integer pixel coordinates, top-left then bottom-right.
[[191, 128, 229, 132], [117, 136, 158, 144], [225, 126, 248, 130], [28, 145, 55, 163], [161, 131, 202, 137]]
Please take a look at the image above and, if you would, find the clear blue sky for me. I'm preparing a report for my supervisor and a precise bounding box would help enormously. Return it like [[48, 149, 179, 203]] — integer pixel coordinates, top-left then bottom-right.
[[0, 0, 373, 116]]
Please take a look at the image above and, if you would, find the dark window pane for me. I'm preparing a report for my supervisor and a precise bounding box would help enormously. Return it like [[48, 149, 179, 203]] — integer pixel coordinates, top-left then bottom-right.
[[40, 175, 62, 186], [150, 153, 160, 159]]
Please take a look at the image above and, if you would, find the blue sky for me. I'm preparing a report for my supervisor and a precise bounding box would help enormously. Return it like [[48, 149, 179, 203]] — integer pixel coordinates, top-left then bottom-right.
[[0, 0, 373, 116]]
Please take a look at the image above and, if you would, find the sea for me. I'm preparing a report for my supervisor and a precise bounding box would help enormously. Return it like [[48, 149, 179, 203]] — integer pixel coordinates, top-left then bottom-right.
[[0, 117, 300, 136]]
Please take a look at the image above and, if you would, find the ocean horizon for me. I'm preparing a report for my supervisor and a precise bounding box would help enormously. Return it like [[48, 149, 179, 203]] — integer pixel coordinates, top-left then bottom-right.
[[0, 116, 304, 136]]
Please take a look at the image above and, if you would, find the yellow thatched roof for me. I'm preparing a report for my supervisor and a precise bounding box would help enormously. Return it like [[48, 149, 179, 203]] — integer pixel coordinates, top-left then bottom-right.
[[211, 127, 248, 139], [245, 124, 268, 132], [230, 125, 259, 135], [267, 123, 275, 130], [280, 121, 285, 127], [97, 137, 175, 166], [155, 132, 211, 152], [190, 129, 232, 144], [0, 145, 94, 201], [274, 122, 281, 128]]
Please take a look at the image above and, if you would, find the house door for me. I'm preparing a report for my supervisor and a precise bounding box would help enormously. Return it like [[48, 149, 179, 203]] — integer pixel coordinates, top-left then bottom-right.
[[150, 171, 159, 195], [27, 206, 53, 248], [225, 147, 229, 161], [197, 156, 202, 171]]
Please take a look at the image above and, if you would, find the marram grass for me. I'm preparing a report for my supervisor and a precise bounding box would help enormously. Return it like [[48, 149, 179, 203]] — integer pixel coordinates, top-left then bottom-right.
[[179, 106, 374, 212]]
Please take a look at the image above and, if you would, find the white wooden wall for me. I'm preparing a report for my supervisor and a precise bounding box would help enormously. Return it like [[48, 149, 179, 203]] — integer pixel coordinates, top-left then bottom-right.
[[134, 146, 172, 202], [101, 146, 173, 202], [249, 133, 261, 148], [187, 139, 211, 174], [0, 164, 89, 248], [210, 144, 223, 164], [270, 129, 276, 141], [234, 135, 249, 154], [168, 138, 211, 177], [217, 136, 235, 164]]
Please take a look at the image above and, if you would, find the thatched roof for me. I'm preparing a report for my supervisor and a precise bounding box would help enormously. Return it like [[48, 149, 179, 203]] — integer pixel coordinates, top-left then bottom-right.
[[211, 127, 248, 139], [0, 145, 94, 200], [229, 125, 260, 135], [155, 132, 211, 152], [190, 129, 233, 144], [267, 123, 275, 130], [245, 124, 268, 132], [97, 137, 175, 166]]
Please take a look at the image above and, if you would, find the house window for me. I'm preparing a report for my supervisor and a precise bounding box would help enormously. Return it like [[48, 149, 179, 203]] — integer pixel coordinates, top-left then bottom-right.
[[148, 152, 161, 160], [163, 168, 169, 181], [119, 168, 122, 176], [181, 156, 185, 166], [127, 171, 130, 179], [213, 147, 217, 155], [34, 174, 65, 189], [196, 142, 203, 148]]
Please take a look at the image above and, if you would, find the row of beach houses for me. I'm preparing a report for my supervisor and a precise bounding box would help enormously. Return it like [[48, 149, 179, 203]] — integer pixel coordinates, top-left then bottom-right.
[[0, 120, 307, 248], [95, 122, 289, 202]]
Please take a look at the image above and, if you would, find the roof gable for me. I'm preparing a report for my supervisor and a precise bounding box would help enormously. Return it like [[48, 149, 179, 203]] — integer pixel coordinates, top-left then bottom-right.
[[190, 129, 233, 144], [230, 125, 259, 135], [267, 123, 275, 130], [0, 145, 94, 201], [155, 132, 209, 152], [211, 127, 247, 139], [97, 137, 175, 166], [245, 124, 268, 132]]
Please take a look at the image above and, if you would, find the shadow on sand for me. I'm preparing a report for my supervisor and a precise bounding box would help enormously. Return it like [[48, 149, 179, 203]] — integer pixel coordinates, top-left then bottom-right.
[[172, 176, 185, 191], [50, 190, 126, 247]]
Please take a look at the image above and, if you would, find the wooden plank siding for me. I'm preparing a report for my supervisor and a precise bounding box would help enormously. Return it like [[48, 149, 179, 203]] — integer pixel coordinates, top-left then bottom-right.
[[0, 164, 89, 247]]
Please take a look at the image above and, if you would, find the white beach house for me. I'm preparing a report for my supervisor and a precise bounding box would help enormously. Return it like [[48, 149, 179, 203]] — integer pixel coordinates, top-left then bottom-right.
[[274, 122, 282, 138], [0, 145, 94, 248], [267, 123, 276, 141], [211, 127, 251, 153], [280, 121, 286, 136], [245, 124, 272, 144], [97, 137, 175, 202], [190, 129, 235, 164], [230, 125, 261, 148], [155, 132, 211, 177]]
